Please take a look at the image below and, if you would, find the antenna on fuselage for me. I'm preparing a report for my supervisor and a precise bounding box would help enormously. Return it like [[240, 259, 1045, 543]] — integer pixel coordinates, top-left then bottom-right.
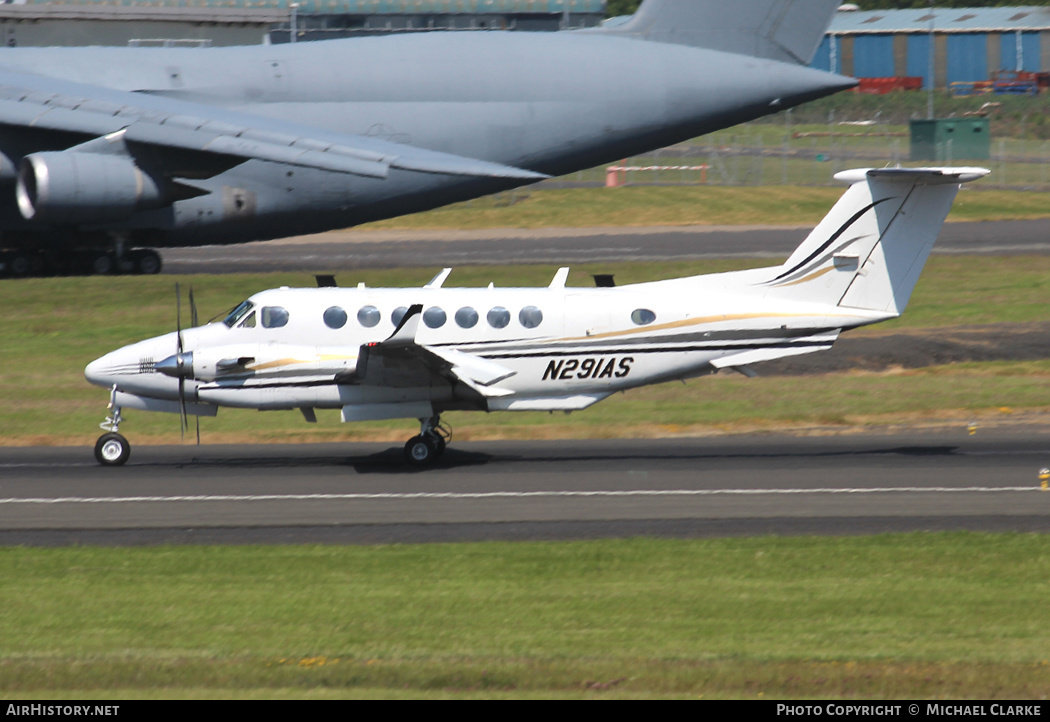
[[592, 274, 616, 288], [315, 275, 338, 288]]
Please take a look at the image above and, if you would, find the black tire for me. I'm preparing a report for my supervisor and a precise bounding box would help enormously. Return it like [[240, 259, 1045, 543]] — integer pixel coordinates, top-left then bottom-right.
[[94, 432, 130, 466], [8, 252, 33, 278], [91, 252, 115, 276], [403, 435, 437, 466], [134, 249, 162, 275]]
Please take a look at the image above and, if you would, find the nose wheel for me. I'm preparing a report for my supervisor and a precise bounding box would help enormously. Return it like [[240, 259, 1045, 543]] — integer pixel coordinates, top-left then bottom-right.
[[95, 432, 130, 466], [403, 416, 450, 467]]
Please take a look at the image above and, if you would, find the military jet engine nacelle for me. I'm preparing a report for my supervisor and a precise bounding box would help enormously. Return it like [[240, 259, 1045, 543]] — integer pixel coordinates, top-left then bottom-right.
[[16, 151, 166, 225]]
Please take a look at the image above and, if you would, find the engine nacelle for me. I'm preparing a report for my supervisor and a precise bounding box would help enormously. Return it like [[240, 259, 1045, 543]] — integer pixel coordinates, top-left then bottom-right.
[[16, 151, 166, 225]]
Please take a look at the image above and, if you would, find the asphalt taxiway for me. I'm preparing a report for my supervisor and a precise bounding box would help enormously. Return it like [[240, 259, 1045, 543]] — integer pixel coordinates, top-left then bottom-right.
[[2, 432, 1047, 545], [160, 219, 1050, 274]]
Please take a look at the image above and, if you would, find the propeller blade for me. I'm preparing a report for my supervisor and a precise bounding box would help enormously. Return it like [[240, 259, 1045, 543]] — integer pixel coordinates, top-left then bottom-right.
[[176, 282, 186, 440], [179, 378, 187, 441], [175, 282, 183, 355], [189, 287, 199, 328]]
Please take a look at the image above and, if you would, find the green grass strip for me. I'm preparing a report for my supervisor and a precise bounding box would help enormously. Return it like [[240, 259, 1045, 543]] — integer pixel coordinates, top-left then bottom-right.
[[1, 535, 1049, 698], [355, 187, 1050, 231]]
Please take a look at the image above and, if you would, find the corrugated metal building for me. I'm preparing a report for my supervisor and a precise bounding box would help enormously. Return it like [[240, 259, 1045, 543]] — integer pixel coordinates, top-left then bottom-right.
[[0, 0, 606, 47], [810, 6, 1050, 88]]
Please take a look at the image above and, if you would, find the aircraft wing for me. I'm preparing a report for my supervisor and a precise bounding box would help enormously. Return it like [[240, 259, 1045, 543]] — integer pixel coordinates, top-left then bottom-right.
[[0, 68, 547, 182], [354, 305, 517, 395]]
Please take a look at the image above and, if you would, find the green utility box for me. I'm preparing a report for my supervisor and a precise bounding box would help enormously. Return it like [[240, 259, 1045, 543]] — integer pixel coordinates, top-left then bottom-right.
[[910, 118, 990, 161]]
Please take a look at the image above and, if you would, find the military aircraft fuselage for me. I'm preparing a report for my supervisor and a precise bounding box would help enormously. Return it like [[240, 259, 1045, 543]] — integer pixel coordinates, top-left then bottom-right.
[[0, 32, 852, 248]]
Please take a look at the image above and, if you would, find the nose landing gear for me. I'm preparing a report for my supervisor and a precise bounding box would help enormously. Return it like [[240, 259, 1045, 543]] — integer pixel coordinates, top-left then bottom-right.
[[94, 386, 130, 466], [403, 415, 451, 467]]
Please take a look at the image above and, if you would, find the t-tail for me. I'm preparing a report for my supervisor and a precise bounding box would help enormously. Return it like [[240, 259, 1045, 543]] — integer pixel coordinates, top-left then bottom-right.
[[602, 0, 842, 65], [758, 167, 989, 317]]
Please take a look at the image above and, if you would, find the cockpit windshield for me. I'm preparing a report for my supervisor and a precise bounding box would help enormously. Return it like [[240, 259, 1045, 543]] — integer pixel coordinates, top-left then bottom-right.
[[223, 300, 255, 328]]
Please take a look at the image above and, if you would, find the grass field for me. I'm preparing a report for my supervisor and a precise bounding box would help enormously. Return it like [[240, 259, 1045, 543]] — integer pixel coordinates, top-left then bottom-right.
[[2, 255, 1049, 446], [356, 186, 1050, 231], [1, 535, 1048, 699]]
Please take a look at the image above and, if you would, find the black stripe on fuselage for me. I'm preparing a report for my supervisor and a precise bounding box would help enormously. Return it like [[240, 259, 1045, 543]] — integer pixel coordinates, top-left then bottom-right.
[[482, 340, 834, 360]]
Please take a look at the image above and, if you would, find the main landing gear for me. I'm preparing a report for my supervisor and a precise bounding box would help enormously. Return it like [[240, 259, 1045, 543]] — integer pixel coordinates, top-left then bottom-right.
[[403, 415, 451, 467], [94, 387, 130, 466], [1, 248, 162, 278]]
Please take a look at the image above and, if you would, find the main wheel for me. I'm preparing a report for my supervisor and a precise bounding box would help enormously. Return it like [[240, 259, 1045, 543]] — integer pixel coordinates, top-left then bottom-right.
[[94, 432, 130, 466], [133, 249, 162, 275], [91, 252, 115, 276], [403, 435, 437, 467], [8, 252, 33, 278]]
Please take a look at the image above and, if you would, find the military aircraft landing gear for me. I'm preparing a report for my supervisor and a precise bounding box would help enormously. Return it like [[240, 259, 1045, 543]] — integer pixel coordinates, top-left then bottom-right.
[[403, 415, 450, 467], [94, 386, 130, 466]]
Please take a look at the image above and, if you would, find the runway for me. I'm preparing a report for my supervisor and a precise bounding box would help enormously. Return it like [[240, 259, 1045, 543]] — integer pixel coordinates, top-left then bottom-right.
[[160, 219, 1050, 274], [2, 431, 1047, 545]]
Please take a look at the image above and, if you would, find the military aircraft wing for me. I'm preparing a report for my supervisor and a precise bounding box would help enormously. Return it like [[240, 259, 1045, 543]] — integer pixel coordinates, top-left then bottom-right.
[[354, 304, 517, 395], [0, 68, 548, 182]]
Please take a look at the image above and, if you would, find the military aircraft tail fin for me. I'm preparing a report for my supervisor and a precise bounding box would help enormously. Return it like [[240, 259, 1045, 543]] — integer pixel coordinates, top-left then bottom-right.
[[603, 0, 841, 65], [760, 167, 989, 316]]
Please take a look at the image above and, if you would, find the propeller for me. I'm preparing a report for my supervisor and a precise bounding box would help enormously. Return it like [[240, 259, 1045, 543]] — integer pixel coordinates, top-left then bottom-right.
[[158, 282, 200, 444], [156, 284, 206, 444], [176, 283, 187, 440]]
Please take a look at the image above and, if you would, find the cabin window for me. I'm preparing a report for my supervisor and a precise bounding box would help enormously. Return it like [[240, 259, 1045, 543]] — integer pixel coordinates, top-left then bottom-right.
[[261, 306, 289, 329], [519, 306, 543, 329], [357, 305, 381, 328], [223, 300, 254, 328], [631, 309, 657, 326], [423, 307, 447, 329], [455, 307, 479, 328], [324, 306, 348, 329], [391, 306, 409, 327], [487, 306, 510, 329]]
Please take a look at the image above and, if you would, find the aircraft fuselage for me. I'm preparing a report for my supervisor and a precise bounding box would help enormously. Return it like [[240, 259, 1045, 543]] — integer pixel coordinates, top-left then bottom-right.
[[0, 33, 852, 248]]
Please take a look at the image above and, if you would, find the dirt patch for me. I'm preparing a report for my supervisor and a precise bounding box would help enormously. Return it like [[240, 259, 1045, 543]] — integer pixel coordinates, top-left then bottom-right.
[[758, 322, 1050, 376]]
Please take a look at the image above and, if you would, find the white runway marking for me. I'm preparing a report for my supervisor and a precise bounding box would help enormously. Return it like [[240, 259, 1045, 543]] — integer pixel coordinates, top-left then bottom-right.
[[0, 487, 1042, 505]]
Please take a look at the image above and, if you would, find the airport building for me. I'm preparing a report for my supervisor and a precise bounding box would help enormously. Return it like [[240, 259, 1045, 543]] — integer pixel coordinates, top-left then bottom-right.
[[809, 5, 1050, 90], [0, 0, 606, 47]]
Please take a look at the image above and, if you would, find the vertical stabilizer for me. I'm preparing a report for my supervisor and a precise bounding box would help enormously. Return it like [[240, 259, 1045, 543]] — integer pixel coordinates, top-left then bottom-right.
[[760, 168, 989, 315], [603, 0, 842, 65]]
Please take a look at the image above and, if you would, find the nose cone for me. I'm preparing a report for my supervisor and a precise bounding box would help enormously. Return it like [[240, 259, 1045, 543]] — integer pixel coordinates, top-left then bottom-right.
[[85, 348, 145, 389], [85, 332, 183, 399]]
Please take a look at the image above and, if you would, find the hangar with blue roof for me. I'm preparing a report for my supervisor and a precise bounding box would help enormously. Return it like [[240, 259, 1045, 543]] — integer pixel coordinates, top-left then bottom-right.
[[810, 5, 1050, 89]]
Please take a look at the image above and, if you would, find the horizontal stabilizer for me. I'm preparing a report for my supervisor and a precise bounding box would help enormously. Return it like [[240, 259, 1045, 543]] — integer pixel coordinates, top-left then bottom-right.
[[710, 333, 838, 370]]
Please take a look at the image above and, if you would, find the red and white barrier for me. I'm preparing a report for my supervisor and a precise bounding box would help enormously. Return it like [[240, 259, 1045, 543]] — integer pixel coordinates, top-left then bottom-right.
[[605, 163, 709, 187]]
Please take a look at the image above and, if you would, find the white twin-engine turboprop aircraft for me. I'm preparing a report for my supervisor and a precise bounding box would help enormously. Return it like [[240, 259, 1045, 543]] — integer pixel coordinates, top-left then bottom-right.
[[85, 167, 988, 466]]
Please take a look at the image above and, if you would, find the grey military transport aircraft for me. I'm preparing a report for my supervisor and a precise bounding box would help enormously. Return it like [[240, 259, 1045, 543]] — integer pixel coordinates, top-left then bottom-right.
[[0, 0, 851, 277]]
